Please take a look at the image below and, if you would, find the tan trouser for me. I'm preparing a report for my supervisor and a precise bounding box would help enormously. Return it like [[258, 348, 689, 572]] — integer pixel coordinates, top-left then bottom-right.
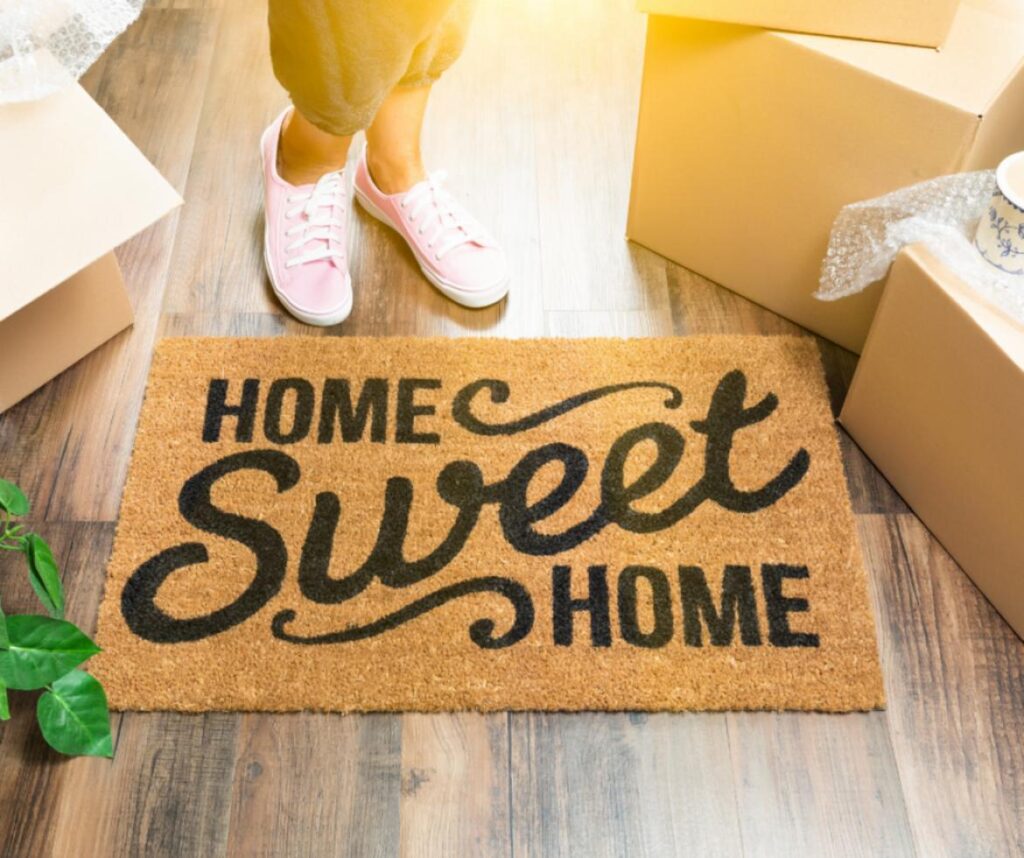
[[268, 0, 477, 136]]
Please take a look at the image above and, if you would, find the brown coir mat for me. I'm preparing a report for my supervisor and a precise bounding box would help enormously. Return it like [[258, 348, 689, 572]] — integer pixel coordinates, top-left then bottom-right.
[[93, 336, 884, 712]]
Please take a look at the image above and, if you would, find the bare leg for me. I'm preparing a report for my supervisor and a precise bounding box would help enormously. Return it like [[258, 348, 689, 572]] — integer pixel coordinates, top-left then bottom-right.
[[278, 108, 353, 185], [364, 84, 431, 194]]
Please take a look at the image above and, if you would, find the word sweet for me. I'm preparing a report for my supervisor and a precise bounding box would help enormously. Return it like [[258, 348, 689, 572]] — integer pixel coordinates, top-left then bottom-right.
[[121, 371, 814, 649]]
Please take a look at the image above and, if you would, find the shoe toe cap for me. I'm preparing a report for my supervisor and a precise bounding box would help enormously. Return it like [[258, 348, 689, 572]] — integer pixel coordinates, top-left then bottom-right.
[[441, 245, 509, 294], [277, 262, 352, 322]]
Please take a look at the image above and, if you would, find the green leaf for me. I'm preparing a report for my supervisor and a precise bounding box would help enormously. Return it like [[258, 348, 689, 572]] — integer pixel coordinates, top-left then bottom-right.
[[0, 479, 29, 517], [0, 601, 10, 720], [0, 598, 9, 721], [25, 534, 65, 619], [37, 670, 113, 758], [0, 615, 100, 690]]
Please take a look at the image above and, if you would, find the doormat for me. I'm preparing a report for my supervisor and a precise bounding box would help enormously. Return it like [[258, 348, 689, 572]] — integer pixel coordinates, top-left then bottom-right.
[[93, 336, 884, 712]]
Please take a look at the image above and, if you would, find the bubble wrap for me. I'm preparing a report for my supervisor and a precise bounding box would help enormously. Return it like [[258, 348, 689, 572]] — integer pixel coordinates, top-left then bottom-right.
[[0, 0, 143, 104], [816, 170, 1024, 326]]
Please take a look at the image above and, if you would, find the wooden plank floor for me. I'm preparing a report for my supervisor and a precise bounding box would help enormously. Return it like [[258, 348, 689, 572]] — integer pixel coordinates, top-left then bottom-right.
[[1, 1, 1022, 855]]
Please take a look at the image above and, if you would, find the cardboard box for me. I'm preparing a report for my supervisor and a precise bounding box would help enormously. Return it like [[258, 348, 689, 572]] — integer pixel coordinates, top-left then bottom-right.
[[0, 83, 181, 412], [627, 0, 1024, 353], [638, 0, 961, 48], [841, 245, 1024, 640]]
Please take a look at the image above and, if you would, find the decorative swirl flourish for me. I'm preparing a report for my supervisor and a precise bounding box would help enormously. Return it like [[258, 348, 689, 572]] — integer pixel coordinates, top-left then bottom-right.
[[452, 379, 683, 436], [271, 576, 534, 649]]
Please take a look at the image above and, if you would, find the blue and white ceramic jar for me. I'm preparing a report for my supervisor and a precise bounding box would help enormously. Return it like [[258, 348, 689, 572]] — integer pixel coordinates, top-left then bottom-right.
[[976, 151, 1024, 276]]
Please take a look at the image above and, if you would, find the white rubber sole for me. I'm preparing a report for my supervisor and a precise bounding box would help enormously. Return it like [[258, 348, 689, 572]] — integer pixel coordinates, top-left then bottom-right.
[[260, 128, 353, 327], [354, 185, 510, 309]]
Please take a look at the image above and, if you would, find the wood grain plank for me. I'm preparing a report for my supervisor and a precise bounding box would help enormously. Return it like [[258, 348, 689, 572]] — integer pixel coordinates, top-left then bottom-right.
[[860, 514, 1024, 857], [667, 266, 802, 338], [528, 0, 664, 316], [0, 2, 223, 522], [626, 713, 744, 857], [726, 711, 915, 857], [226, 713, 400, 858], [158, 312, 291, 338], [51, 713, 240, 858], [510, 712, 743, 858], [159, 0, 282, 319], [544, 306, 673, 338], [398, 714, 510, 858]]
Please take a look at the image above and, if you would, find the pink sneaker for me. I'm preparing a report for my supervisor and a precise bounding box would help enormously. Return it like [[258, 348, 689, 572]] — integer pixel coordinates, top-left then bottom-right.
[[354, 149, 510, 308], [260, 109, 353, 326]]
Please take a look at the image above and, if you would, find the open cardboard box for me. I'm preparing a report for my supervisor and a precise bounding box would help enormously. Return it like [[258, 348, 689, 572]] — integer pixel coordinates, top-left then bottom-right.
[[0, 83, 181, 412], [628, 0, 1024, 352], [841, 245, 1024, 640], [639, 0, 961, 48]]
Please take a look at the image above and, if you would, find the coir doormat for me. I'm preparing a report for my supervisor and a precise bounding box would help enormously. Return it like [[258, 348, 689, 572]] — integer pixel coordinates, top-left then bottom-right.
[[93, 336, 883, 712]]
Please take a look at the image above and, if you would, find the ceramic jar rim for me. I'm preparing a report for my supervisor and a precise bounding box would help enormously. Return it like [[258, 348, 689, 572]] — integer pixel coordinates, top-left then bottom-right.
[[996, 151, 1024, 211]]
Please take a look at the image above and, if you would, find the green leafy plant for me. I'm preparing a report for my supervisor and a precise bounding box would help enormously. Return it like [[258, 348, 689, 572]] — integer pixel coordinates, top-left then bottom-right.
[[0, 478, 112, 758]]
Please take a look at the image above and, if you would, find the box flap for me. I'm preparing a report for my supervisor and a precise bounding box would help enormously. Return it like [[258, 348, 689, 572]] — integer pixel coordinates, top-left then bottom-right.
[[638, 0, 959, 48], [782, 0, 1024, 115], [0, 83, 182, 321]]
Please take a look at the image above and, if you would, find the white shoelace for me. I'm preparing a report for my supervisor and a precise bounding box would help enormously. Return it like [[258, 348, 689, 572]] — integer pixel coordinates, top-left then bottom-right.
[[399, 171, 489, 261], [283, 172, 347, 269]]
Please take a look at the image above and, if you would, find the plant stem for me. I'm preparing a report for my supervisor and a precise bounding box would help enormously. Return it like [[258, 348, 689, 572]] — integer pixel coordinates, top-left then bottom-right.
[[0, 511, 27, 552], [0, 533, 26, 551]]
